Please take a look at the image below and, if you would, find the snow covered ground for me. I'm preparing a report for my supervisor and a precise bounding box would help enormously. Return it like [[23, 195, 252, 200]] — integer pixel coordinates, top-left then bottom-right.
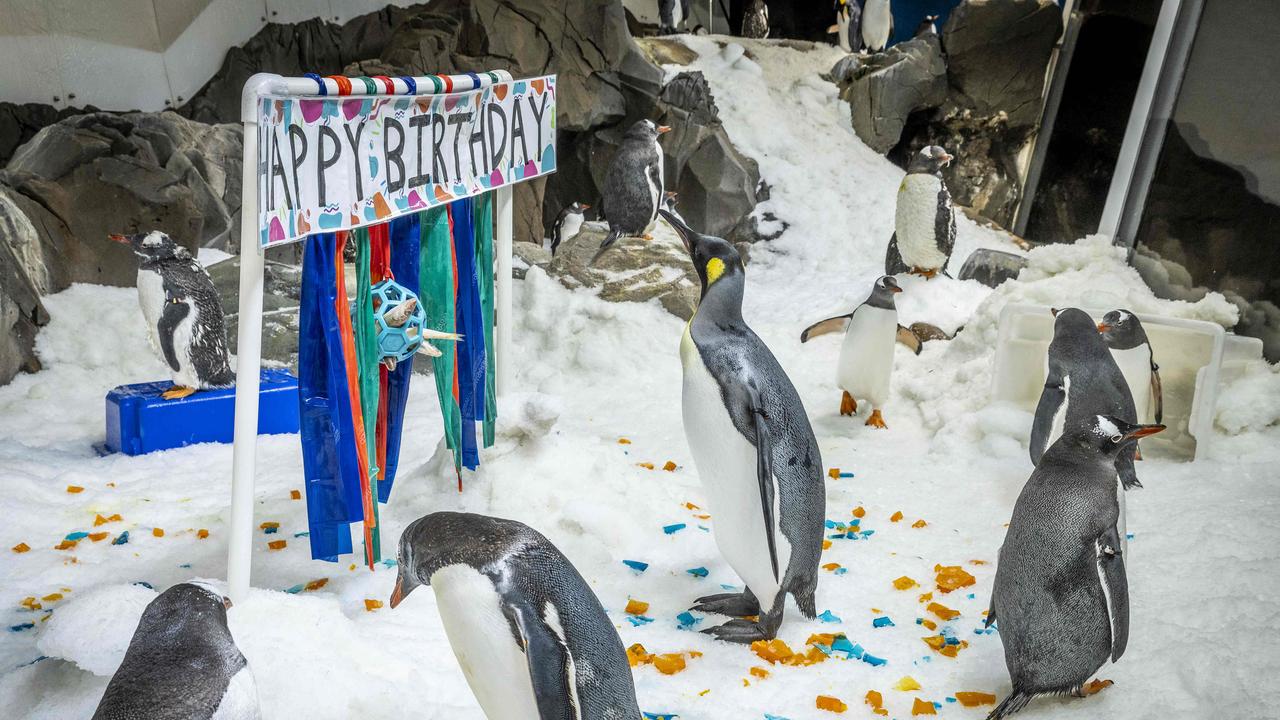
[[3, 37, 1279, 720]]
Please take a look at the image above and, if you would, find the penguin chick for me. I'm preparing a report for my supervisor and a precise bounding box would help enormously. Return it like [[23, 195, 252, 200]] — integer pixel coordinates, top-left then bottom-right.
[[111, 232, 233, 400], [664, 209, 825, 644], [550, 201, 590, 255], [1098, 309, 1162, 427], [987, 415, 1164, 719], [92, 582, 260, 720], [742, 0, 770, 39], [595, 120, 669, 264], [862, 0, 893, 53], [886, 145, 955, 279], [390, 512, 641, 719], [800, 275, 902, 428]]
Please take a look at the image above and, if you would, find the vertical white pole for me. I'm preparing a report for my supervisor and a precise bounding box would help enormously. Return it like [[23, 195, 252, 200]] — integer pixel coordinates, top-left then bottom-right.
[[494, 185, 514, 397], [227, 80, 269, 603]]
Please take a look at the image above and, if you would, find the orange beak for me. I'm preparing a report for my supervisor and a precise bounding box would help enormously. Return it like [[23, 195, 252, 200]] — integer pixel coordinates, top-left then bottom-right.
[[109, 233, 130, 244], [939, 153, 954, 164], [1124, 424, 1166, 441], [1097, 322, 1112, 333], [891, 286, 903, 293], [580, 204, 591, 210], [389, 576, 406, 609], [657, 125, 672, 135], [223, 596, 233, 610]]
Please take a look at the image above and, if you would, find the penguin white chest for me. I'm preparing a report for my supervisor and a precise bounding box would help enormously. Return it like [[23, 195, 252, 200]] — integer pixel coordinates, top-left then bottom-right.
[[1110, 346, 1153, 422], [644, 142, 664, 230], [431, 564, 539, 718], [559, 213, 585, 245], [863, 0, 892, 50], [209, 666, 262, 720], [136, 268, 166, 353], [837, 307, 897, 406], [835, 9, 851, 52], [895, 174, 949, 271], [680, 325, 787, 604]]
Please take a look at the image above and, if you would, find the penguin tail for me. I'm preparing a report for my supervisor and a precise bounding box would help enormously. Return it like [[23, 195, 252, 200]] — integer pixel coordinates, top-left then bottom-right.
[[987, 689, 1033, 720]]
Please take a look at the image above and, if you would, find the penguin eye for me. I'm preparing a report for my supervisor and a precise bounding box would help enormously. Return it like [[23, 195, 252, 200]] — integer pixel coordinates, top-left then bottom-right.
[[1109, 434, 1123, 443]]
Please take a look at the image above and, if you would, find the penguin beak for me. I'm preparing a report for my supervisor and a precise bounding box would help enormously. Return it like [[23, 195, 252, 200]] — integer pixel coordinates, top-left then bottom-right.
[[108, 233, 131, 245], [939, 153, 954, 165], [657, 125, 672, 135], [660, 209, 697, 254], [222, 596, 233, 610], [1097, 322, 1112, 333], [1050, 307, 1060, 317], [580, 203, 591, 210], [389, 574, 419, 609], [1122, 424, 1166, 442]]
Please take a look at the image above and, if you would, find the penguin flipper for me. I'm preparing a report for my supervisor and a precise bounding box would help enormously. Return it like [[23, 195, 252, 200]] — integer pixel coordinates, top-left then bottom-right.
[[896, 324, 922, 355], [1029, 376, 1064, 466], [1150, 362, 1163, 425], [503, 599, 578, 720], [935, 185, 956, 264], [984, 596, 996, 628], [885, 232, 908, 275], [158, 297, 190, 373], [745, 384, 780, 583], [1116, 447, 1142, 490], [590, 229, 625, 265], [1097, 525, 1129, 661], [799, 314, 851, 343]]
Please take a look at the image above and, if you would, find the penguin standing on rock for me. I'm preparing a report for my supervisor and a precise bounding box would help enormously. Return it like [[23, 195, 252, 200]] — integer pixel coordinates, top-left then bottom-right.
[[665, 209, 825, 643], [742, 0, 770, 39], [594, 120, 669, 263], [389, 512, 641, 719], [92, 582, 260, 720], [885, 146, 955, 279], [1098, 309, 1163, 427], [829, 0, 863, 53], [862, 0, 893, 53], [112, 232, 234, 399], [550, 201, 589, 255], [986, 415, 1164, 719], [800, 275, 902, 428], [914, 14, 939, 37]]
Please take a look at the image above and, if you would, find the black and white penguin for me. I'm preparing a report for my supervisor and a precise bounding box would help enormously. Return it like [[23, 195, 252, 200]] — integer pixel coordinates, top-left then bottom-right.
[[594, 120, 669, 263], [111, 232, 234, 399], [664, 209, 825, 643], [549, 201, 590, 255], [1032, 308, 1142, 552], [92, 582, 260, 720], [742, 0, 770, 39], [885, 145, 955, 279], [862, 0, 893, 53], [986, 415, 1164, 719], [1098, 309, 1162, 427], [800, 275, 902, 427], [389, 512, 641, 718], [829, 0, 864, 53], [914, 14, 939, 37]]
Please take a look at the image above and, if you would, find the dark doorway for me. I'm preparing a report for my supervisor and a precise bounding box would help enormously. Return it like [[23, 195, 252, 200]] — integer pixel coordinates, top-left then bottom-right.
[[1023, 3, 1159, 244]]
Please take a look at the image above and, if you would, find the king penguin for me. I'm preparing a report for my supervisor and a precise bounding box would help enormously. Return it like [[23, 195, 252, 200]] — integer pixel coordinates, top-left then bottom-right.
[[885, 146, 955, 279], [829, 0, 863, 53], [986, 415, 1164, 719], [1031, 308, 1142, 554], [595, 120, 669, 263], [862, 0, 893, 53], [663, 209, 825, 643], [92, 582, 260, 720], [1098, 309, 1162, 428], [112, 231, 234, 399], [389, 512, 641, 719], [800, 275, 902, 428], [550, 201, 590, 255]]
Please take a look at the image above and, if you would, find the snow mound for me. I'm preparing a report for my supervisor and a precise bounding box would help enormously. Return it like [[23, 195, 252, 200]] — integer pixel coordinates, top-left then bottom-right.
[[36, 583, 156, 677], [1215, 361, 1280, 434]]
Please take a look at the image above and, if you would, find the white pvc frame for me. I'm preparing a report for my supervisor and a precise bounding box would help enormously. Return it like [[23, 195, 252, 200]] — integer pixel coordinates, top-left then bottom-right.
[[227, 72, 516, 602]]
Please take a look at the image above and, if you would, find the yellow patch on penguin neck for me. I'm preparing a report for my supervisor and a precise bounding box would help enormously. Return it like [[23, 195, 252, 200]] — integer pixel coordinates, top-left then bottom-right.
[[705, 257, 726, 285]]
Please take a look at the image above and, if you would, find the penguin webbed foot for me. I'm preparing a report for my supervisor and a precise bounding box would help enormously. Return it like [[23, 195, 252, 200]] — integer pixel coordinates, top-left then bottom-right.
[[1075, 679, 1113, 697], [839, 391, 857, 416], [691, 591, 760, 618], [701, 617, 773, 644], [160, 385, 197, 400], [865, 408, 887, 429]]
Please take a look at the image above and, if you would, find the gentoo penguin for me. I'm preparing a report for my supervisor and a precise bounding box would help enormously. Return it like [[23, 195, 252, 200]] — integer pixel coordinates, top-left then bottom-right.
[[550, 201, 590, 255], [742, 0, 770, 39], [594, 120, 669, 263], [111, 232, 234, 399], [800, 275, 902, 428], [986, 415, 1164, 719], [1098, 309, 1162, 427], [664, 209, 825, 643], [914, 14, 939, 37], [829, 0, 863, 53], [1032, 308, 1141, 553], [92, 582, 260, 720], [862, 0, 893, 53], [885, 145, 955, 279], [389, 512, 641, 718]]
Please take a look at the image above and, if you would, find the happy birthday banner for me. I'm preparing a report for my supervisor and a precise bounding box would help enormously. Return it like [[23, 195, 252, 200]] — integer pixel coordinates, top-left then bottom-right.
[[256, 75, 556, 247]]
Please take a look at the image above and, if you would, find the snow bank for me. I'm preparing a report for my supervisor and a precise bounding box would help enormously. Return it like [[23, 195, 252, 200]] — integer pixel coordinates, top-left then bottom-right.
[[36, 583, 156, 676]]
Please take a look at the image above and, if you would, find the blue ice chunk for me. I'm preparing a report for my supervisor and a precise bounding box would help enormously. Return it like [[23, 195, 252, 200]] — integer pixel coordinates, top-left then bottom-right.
[[285, 583, 305, 594], [263, 526, 278, 535], [698, 525, 710, 532], [872, 616, 894, 628], [967, 593, 975, 599], [294, 531, 310, 538], [9, 622, 34, 632], [112, 531, 129, 545], [833, 567, 848, 576], [860, 529, 874, 538], [862, 652, 886, 667], [838, 472, 854, 478], [1126, 533, 1134, 540], [642, 713, 677, 720], [628, 615, 655, 627], [178, 563, 191, 569], [132, 581, 153, 589], [686, 567, 708, 578], [831, 635, 856, 656], [818, 609, 842, 623], [946, 697, 957, 703], [765, 715, 792, 720], [623, 560, 649, 573], [381, 558, 397, 568], [663, 523, 686, 535], [720, 583, 739, 591], [676, 611, 700, 629]]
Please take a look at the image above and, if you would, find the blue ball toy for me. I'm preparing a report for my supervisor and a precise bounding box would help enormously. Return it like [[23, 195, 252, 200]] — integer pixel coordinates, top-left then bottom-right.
[[371, 280, 426, 362]]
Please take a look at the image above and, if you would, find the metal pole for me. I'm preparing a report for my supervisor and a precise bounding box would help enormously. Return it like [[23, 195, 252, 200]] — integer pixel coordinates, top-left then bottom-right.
[[227, 75, 273, 603], [494, 185, 514, 397]]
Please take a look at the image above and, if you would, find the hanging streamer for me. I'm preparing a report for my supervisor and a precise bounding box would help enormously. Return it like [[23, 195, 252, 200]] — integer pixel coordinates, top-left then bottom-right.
[[379, 214, 421, 499], [450, 197, 486, 471], [421, 207, 462, 471], [352, 226, 382, 564], [474, 193, 497, 448]]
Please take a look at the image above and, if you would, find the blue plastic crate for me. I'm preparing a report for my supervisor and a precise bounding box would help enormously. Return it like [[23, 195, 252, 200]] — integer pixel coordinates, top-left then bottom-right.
[[103, 369, 299, 456]]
